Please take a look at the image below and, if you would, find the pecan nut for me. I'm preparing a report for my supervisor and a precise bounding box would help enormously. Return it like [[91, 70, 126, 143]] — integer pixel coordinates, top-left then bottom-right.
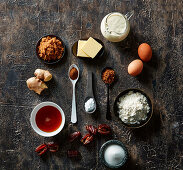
[[98, 124, 111, 135], [81, 134, 94, 145], [86, 125, 97, 135]]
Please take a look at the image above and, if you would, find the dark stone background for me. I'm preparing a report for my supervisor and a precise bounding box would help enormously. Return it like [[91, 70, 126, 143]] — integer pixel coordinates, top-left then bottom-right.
[[0, 0, 183, 169]]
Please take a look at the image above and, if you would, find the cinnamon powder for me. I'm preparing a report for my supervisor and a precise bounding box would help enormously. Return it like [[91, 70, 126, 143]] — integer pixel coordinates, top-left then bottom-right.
[[70, 68, 78, 80]]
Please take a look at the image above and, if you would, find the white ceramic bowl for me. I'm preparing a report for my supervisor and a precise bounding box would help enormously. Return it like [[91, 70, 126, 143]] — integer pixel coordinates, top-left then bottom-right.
[[30, 102, 65, 137]]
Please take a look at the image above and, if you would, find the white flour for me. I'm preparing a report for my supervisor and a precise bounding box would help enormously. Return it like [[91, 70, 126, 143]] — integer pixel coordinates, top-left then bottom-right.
[[117, 91, 150, 124]]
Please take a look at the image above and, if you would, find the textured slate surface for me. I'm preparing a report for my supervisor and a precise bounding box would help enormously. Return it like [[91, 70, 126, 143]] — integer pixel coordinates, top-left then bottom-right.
[[0, 0, 183, 169]]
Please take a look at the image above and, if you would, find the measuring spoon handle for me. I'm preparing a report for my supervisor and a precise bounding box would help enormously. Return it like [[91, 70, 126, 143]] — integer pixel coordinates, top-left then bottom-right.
[[87, 71, 94, 97], [71, 84, 77, 123]]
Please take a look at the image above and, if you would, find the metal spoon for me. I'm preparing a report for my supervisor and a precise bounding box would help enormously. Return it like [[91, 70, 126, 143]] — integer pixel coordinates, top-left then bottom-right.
[[84, 71, 96, 114], [68, 64, 79, 123], [101, 67, 115, 120]]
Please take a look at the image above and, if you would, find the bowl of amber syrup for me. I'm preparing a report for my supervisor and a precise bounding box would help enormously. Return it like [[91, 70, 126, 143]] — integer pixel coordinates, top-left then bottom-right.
[[30, 102, 65, 137]]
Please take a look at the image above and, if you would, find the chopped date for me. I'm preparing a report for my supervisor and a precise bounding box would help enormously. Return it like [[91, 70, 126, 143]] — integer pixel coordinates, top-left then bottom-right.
[[98, 124, 111, 135], [86, 125, 97, 135], [35, 142, 59, 156], [47, 142, 59, 152], [67, 150, 80, 158], [35, 143, 48, 156], [68, 131, 81, 142]]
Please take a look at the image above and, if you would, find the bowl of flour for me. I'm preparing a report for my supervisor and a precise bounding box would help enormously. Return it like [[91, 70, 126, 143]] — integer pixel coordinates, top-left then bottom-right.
[[113, 89, 153, 128]]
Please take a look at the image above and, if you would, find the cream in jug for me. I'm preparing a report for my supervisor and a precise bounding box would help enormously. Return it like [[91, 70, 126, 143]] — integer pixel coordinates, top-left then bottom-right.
[[100, 11, 134, 42]]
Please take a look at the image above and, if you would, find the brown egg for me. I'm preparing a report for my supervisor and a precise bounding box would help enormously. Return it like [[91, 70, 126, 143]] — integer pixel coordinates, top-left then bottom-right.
[[128, 59, 143, 76], [138, 43, 152, 62]]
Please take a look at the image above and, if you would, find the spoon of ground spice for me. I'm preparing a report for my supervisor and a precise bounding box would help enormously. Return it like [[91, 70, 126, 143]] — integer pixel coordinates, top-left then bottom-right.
[[101, 67, 115, 120], [68, 64, 79, 123]]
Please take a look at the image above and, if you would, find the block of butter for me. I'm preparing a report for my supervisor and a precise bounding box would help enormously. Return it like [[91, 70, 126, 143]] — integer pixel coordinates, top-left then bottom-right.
[[81, 37, 102, 58], [77, 40, 90, 57]]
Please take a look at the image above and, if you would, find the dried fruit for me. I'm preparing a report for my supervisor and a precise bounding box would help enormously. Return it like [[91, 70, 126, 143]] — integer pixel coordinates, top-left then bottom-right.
[[86, 125, 97, 135], [35, 142, 59, 156], [98, 124, 111, 135], [67, 150, 80, 158], [81, 134, 94, 145], [35, 144, 48, 156], [68, 131, 81, 142], [47, 142, 59, 152]]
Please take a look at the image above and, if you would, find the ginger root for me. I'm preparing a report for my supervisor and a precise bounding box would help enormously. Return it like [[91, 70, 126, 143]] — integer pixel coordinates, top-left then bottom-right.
[[34, 69, 52, 82], [26, 77, 48, 95]]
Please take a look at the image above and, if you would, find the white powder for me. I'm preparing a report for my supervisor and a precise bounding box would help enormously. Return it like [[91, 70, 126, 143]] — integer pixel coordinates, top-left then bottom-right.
[[117, 91, 150, 124], [85, 98, 95, 112]]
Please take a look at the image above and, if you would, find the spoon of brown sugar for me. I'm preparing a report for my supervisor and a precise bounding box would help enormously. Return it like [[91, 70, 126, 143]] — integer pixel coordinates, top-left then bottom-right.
[[101, 67, 115, 120]]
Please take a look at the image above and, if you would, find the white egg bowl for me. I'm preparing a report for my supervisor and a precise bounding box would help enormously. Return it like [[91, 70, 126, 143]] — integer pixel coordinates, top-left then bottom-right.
[[30, 102, 65, 137]]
